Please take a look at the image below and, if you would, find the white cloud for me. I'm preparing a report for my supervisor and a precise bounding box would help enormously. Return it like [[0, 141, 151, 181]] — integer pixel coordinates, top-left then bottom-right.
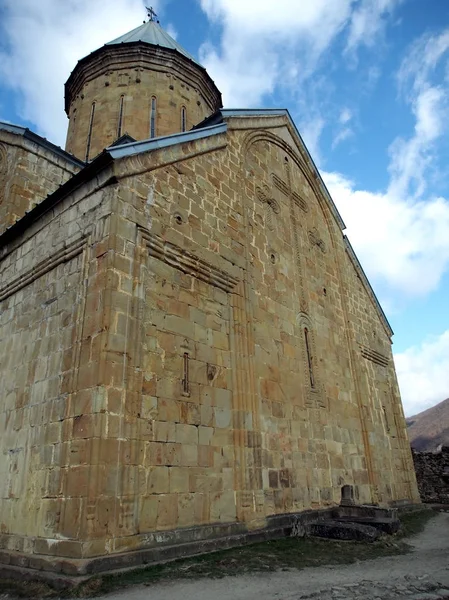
[[394, 330, 449, 416], [165, 24, 178, 41], [299, 116, 325, 166], [387, 30, 449, 199], [324, 28, 449, 301], [0, 0, 162, 146], [332, 108, 354, 148], [198, 0, 400, 108], [398, 29, 449, 98], [388, 86, 447, 200], [332, 127, 354, 149], [345, 0, 403, 52], [324, 171, 449, 298], [339, 108, 352, 124]]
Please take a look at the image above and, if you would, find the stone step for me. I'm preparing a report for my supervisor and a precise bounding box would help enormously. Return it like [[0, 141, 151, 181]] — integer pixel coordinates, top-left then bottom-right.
[[308, 519, 382, 542], [331, 505, 400, 534], [332, 516, 400, 534]]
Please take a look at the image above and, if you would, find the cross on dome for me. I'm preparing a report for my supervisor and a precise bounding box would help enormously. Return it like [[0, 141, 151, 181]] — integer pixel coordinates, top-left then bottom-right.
[[146, 6, 158, 22]]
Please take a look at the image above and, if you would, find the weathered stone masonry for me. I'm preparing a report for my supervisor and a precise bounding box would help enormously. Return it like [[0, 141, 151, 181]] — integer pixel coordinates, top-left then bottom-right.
[[0, 17, 419, 577], [412, 447, 449, 504]]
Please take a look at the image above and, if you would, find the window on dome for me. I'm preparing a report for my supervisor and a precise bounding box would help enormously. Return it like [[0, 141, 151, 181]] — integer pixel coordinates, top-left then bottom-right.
[[150, 96, 157, 138], [181, 106, 187, 132], [85, 102, 96, 162], [117, 95, 125, 138]]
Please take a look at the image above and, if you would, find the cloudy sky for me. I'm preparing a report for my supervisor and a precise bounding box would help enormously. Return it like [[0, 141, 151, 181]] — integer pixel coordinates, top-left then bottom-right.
[[0, 0, 448, 416]]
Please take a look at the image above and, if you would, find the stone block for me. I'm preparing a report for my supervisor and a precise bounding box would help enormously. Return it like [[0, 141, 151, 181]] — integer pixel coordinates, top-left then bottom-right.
[[169, 467, 190, 493], [148, 467, 169, 494], [157, 495, 178, 529]]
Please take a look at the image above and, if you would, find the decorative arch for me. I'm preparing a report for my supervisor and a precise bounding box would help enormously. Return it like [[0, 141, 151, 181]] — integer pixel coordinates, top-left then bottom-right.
[[242, 129, 343, 254]]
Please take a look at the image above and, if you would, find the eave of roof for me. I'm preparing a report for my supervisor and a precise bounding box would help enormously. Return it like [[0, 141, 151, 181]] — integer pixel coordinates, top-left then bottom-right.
[[106, 122, 227, 159], [0, 123, 227, 249], [344, 236, 394, 337], [0, 121, 85, 169]]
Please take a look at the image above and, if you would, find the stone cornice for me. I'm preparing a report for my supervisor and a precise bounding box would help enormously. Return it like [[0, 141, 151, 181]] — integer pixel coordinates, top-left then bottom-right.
[[64, 43, 222, 115]]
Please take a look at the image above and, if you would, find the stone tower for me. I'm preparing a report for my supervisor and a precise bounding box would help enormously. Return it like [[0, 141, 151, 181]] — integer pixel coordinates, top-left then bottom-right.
[[64, 14, 222, 161]]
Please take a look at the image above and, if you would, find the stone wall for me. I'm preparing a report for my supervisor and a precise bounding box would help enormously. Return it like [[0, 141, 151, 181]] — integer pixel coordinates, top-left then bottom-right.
[[0, 130, 81, 235], [0, 113, 419, 567], [412, 447, 449, 504], [0, 163, 115, 559]]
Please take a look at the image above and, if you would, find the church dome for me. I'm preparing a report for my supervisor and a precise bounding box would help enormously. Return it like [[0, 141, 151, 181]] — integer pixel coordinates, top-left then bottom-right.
[[64, 13, 222, 161], [106, 19, 201, 66]]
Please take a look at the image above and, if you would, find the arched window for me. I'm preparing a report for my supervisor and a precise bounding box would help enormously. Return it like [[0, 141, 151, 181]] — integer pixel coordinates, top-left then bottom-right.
[[181, 105, 187, 132], [85, 101, 96, 162], [117, 95, 125, 138], [150, 96, 157, 138]]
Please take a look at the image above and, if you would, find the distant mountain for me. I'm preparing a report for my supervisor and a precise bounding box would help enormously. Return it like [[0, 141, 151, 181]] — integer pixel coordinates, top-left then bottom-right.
[[406, 398, 449, 452]]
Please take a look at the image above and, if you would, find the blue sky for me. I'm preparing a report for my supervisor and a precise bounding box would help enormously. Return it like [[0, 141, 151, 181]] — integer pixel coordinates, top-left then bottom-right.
[[0, 0, 448, 416]]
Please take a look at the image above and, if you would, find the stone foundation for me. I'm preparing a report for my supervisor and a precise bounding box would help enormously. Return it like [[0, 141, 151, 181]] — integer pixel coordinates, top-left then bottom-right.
[[0, 504, 405, 588]]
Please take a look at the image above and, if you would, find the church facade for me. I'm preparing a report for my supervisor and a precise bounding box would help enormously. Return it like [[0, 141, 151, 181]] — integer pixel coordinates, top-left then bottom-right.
[[0, 14, 419, 576]]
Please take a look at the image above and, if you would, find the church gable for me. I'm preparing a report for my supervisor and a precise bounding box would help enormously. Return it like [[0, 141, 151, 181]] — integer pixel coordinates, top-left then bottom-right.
[[0, 123, 83, 236]]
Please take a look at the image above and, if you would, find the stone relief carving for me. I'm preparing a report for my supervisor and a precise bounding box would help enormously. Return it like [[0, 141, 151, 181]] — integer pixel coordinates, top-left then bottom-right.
[[359, 344, 389, 367], [141, 231, 239, 293], [272, 173, 308, 213], [308, 227, 326, 253], [256, 183, 280, 231]]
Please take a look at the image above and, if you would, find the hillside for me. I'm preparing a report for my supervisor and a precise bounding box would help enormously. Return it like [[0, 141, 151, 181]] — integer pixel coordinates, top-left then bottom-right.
[[406, 397, 449, 451]]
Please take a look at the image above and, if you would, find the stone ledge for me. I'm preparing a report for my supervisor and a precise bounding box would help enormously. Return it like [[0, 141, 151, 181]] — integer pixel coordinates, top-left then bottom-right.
[[0, 504, 414, 589]]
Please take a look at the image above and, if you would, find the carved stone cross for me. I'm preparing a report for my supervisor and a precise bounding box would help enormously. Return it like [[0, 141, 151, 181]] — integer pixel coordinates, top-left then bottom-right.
[[256, 184, 280, 231], [272, 172, 308, 213]]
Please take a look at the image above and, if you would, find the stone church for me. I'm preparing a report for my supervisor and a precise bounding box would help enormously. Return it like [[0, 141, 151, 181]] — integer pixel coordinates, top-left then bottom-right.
[[0, 11, 419, 577]]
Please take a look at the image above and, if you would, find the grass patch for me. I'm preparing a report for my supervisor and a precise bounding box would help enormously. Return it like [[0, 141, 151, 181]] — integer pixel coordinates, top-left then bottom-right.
[[0, 509, 438, 599], [0, 579, 58, 599], [396, 508, 437, 538]]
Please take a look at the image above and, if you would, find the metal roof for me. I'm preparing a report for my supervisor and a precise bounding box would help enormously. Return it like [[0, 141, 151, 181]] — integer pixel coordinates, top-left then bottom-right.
[[106, 20, 201, 67], [0, 120, 85, 168], [106, 123, 227, 159]]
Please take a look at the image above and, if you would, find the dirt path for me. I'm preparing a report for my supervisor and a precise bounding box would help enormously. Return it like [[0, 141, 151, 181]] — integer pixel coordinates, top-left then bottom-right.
[[98, 512, 449, 600]]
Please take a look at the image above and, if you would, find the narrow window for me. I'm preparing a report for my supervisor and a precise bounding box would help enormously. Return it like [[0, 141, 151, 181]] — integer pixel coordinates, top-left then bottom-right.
[[182, 352, 190, 395], [117, 95, 125, 138], [304, 328, 315, 389], [382, 405, 390, 432], [150, 96, 157, 138], [85, 102, 96, 162], [181, 106, 187, 132]]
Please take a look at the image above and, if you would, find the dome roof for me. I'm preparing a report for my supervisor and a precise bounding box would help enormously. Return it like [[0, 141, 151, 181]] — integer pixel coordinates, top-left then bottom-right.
[[106, 20, 202, 67]]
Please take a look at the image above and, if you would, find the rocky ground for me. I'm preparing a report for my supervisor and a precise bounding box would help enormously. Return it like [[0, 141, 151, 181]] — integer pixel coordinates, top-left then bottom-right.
[[97, 511, 449, 600]]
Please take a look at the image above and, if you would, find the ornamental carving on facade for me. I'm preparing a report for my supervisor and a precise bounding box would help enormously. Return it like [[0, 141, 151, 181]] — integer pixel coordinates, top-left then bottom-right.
[[256, 183, 280, 231], [309, 227, 326, 253]]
